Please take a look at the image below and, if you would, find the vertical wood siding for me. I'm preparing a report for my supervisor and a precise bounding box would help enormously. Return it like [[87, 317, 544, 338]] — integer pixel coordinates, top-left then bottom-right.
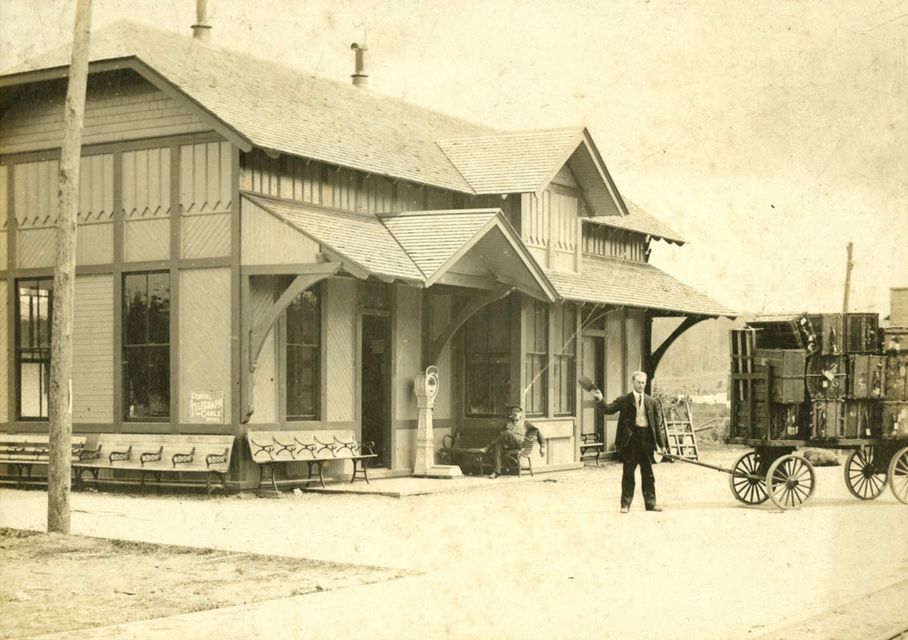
[[325, 278, 355, 422], [583, 226, 646, 261], [180, 142, 232, 259], [0, 280, 7, 422], [180, 268, 232, 424], [429, 293, 452, 420], [73, 276, 113, 423], [13, 160, 57, 226], [249, 278, 277, 424], [0, 71, 209, 155], [122, 147, 171, 218], [394, 285, 421, 421]]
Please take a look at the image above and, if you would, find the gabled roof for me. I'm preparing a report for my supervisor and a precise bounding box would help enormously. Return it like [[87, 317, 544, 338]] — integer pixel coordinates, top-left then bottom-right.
[[242, 194, 556, 301], [436, 128, 584, 194], [1, 21, 494, 192], [380, 209, 556, 299], [545, 256, 735, 317], [585, 200, 686, 245], [244, 193, 424, 283]]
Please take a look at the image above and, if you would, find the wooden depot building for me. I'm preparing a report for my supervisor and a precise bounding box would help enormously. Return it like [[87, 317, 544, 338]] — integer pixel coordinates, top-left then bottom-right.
[[0, 21, 733, 490]]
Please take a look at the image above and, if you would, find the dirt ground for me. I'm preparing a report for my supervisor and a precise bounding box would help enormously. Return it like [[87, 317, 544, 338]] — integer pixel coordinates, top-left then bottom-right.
[[1, 445, 906, 640], [0, 528, 409, 639]]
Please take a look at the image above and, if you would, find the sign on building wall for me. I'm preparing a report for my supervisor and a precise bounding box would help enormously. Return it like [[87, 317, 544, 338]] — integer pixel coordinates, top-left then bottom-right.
[[189, 390, 225, 423]]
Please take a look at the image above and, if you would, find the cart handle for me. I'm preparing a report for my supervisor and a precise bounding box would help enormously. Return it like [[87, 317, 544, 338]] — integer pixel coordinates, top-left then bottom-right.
[[662, 452, 764, 482]]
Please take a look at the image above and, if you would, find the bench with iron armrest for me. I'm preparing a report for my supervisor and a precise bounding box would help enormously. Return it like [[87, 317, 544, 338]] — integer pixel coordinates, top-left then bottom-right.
[[245, 430, 376, 493], [73, 434, 235, 495], [580, 433, 605, 466], [439, 432, 491, 476], [0, 435, 86, 488], [440, 431, 539, 476]]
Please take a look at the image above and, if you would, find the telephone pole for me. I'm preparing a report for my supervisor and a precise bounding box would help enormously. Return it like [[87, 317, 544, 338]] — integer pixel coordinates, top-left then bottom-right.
[[48, 0, 92, 534]]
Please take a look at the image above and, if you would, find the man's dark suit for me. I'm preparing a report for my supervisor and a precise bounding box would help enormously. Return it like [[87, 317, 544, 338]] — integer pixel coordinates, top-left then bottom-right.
[[597, 392, 666, 509]]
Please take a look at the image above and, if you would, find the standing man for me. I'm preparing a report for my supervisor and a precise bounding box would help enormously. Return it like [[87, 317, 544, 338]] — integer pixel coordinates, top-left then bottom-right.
[[484, 405, 545, 479], [592, 371, 667, 513]]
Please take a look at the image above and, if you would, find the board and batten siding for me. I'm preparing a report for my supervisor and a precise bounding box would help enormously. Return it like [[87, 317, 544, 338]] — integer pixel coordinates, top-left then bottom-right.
[[180, 268, 232, 425], [325, 278, 356, 423], [13, 155, 114, 268], [393, 285, 422, 469], [181, 141, 232, 259], [73, 276, 113, 423], [0, 280, 7, 423], [123, 146, 171, 262], [0, 70, 210, 155]]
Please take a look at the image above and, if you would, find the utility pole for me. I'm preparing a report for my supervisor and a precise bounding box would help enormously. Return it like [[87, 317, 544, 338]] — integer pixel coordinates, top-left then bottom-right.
[[842, 242, 854, 313], [48, 0, 92, 534]]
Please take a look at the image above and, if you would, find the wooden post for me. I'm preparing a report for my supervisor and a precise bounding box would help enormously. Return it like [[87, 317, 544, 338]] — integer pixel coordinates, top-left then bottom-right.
[[843, 241, 854, 313], [48, 0, 92, 535]]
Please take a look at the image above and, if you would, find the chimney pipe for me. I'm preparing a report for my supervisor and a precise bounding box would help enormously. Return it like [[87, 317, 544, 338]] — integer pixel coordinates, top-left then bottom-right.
[[350, 42, 368, 88], [192, 0, 212, 43]]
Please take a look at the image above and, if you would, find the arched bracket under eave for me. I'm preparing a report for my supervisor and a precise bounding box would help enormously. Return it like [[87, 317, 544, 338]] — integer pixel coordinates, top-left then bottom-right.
[[241, 262, 341, 424], [424, 284, 514, 368], [646, 314, 709, 387]]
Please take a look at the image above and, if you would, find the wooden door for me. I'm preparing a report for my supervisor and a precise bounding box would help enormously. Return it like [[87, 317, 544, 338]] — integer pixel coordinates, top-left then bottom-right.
[[580, 335, 604, 440]]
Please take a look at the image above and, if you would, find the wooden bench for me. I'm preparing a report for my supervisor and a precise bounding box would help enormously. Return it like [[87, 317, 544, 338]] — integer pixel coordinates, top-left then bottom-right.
[[0, 434, 86, 488], [245, 430, 376, 492], [73, 434, 235, 495], [580, 433, 605, 465]]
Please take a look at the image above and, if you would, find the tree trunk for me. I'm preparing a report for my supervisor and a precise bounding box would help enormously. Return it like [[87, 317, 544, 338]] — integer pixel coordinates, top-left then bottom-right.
[[48, 0, 93, 535]]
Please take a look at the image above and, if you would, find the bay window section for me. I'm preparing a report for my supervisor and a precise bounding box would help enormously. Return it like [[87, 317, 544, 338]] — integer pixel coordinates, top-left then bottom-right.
[[16, 278, 53, 419], [464, 298, 511, 416], [286, 287, 320, 421], [524, 299, 547, 416], [123, 272, 170, 420]]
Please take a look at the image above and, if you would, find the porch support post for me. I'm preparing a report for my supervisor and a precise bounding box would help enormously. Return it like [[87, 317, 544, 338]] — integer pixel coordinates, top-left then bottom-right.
[[646, 314, 708, 393]]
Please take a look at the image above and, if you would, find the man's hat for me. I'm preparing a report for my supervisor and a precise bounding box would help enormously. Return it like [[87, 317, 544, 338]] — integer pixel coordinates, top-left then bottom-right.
[[507, 405, 524, 416]]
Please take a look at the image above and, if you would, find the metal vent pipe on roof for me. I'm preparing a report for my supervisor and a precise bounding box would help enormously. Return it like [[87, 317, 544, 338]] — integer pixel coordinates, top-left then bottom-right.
[[192, 0, 212, 42], [350, 42, 368, 88]]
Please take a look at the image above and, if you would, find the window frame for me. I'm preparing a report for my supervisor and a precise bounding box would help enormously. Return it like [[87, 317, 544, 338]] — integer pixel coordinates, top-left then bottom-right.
[[122, 271, 171, 422], [15, 277, 54, 421], [464, 298, 512, 418], [524, 298, 548, 417], [553, 303, 577, 416], [284, 284, 321, 422]]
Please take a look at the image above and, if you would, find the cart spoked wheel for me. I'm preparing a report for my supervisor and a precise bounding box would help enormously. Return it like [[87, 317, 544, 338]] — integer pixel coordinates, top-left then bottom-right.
[[844, 447, 887, 500], [888, 446, 908, 505], [728, 451, 768, 505], [766, 454, 816, 510]]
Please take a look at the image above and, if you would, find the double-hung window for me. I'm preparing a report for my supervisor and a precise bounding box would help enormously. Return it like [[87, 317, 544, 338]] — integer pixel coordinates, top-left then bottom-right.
[[286, 287, 320, 421], [16, 278, 53, 419], [123, 272, 170, 420]]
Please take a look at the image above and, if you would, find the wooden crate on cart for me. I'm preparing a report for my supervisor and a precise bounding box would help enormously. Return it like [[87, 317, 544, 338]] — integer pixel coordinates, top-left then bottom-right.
[[843, 313, 879, 353], [847, 355, 886, 399]]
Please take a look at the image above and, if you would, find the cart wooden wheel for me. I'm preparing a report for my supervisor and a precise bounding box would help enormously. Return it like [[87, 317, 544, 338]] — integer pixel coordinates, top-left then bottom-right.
[[766, 454, 816, 510], [728, 451, 768, 505], [888, 446, 908, 505], [844, 447, 887, 500]]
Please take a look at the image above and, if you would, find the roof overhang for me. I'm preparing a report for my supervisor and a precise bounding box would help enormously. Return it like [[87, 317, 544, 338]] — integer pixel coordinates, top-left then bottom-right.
[[0, 56, 254, 153], [545, 257, 736, 318]]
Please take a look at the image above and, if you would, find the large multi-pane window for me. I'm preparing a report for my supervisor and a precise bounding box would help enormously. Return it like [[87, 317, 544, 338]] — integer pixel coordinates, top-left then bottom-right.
[[465, 298, 511, 416], [16, 278, 53, 419], [524, 299, 547, 416], [286, 287, 320, 421], [553, 304, 577, 415], [123, 272, 170, 420]]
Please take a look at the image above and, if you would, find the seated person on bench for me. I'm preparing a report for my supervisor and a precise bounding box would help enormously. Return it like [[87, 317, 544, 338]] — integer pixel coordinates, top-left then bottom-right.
[[484, 405, 545, 479]]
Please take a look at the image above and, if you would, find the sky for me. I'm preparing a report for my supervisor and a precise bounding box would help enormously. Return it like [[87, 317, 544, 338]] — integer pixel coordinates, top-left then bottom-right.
[[1, 0, 906, 316]]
